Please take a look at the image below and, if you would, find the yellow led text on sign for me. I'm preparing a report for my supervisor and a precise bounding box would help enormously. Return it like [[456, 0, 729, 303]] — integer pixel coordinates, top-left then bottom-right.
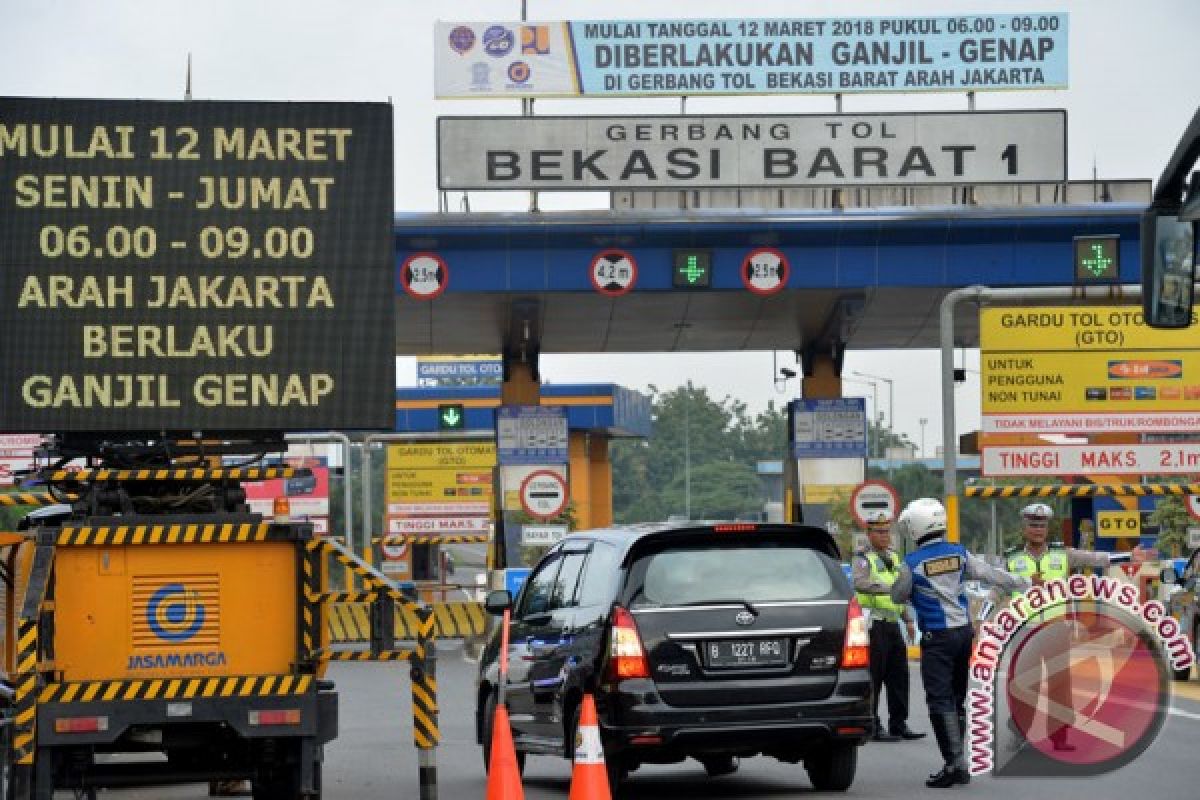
[[0, 99, 394, 432], [981, 306, 1200, 414], [1097, 510, 1141, 539]]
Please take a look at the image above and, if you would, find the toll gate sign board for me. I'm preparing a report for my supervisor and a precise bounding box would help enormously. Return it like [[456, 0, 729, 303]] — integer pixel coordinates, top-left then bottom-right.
[[981, 305, 1200, 476], [980, 306, 1200, 436], [0, 97, 395, 433], [438, 112, 1067, 190], [435, 15, 1069, 99]]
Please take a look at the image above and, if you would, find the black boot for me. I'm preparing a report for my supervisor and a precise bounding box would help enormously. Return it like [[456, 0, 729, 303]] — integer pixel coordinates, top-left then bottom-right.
[[926, 712, 971, 788]]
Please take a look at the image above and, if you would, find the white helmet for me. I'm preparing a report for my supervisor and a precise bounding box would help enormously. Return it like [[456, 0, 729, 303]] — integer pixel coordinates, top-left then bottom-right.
[[1021, 502, 1053, 521], [897, 497, 947, 543]]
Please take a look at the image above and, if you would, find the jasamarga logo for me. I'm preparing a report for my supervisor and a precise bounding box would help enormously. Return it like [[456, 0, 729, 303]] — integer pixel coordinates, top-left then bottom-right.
[[968, 574, 1195, 777], [147, 583, 207, 643], [127, 651, 227, 670]]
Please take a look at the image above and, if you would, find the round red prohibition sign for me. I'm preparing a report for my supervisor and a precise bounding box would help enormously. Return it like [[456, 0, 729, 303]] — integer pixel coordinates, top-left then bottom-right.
[[400, 252, 449, 300], [741, 247, 790, 295], [590, 249, 638, 297], [381, 538, 408, 561], [519, 469, 569, 520]]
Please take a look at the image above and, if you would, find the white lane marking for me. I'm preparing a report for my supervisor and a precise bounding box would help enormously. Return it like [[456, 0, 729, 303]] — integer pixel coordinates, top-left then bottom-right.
[[1169, 706, 1200, 722]]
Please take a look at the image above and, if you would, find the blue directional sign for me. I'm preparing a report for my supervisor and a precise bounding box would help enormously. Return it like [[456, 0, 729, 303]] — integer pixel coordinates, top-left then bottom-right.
[[497, 406, 569, 464], [790, 398, 868, 458]]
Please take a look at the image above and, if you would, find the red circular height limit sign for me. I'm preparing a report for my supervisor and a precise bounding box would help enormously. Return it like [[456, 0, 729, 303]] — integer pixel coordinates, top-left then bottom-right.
[[400, 252, 449, 300], [741, 247, 789, 295], [590, 249, 638, 297]]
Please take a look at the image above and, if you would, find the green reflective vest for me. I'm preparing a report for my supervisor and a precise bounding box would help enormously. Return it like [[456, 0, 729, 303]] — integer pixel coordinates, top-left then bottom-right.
[[1006, 547, 1069, 620], [856, 550, 906, 621]]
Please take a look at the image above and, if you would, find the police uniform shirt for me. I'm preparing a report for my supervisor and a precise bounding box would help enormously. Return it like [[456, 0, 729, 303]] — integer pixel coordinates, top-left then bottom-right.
[[891, 538, 1031, 631], [852, 548, 911, 623], [1007, 545, 1112, 574]]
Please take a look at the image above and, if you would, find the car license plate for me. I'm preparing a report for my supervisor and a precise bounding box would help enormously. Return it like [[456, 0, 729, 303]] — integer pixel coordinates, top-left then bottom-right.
[[705, 638, 788, 668]]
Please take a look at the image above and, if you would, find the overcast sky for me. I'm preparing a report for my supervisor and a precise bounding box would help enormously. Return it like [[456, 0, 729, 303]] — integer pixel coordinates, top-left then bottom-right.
[[5, 0, 1198, 452]]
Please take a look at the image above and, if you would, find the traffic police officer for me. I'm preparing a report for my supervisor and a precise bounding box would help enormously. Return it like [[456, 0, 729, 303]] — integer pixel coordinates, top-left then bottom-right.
[[1004, 502, 1150, 751], [891, 498, 1031, 788], [853, 511, 925, 742]]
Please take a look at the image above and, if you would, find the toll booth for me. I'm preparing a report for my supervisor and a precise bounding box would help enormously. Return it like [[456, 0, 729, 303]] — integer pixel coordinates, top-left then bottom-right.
[[393, 383, 652, 531]]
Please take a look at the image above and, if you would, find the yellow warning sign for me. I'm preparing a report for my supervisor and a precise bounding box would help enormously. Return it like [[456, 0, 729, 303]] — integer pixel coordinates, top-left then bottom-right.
[[386, 442, 496, 470]]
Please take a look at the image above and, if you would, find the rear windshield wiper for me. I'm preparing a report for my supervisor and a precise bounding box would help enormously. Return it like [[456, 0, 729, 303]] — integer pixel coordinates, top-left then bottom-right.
[[680, 598, 759, 615]]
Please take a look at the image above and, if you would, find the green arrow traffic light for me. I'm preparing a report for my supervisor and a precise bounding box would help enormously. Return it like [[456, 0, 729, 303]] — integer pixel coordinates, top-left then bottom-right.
[[438, 404, 465, 430]]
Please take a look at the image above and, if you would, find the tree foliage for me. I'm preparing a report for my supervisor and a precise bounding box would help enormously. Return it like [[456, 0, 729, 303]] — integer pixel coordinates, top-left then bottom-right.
[[1149, 495, 1191, 558], [612, 384, 786, 523]]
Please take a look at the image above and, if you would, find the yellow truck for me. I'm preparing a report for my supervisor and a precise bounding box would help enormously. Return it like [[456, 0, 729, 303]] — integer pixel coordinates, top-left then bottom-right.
[[3, 474, 336, 800]]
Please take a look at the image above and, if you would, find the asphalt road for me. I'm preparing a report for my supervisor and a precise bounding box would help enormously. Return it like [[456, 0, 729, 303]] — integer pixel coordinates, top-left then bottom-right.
[[84, 642, 1200, 800]]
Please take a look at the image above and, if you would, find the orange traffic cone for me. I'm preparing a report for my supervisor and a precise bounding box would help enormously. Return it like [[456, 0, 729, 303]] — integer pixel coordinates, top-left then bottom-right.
[[568, 694, 611, 800], [487, 702, 525, 800]]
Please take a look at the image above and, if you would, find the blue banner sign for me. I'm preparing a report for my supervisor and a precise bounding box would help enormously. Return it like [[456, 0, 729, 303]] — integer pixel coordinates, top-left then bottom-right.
[[436, 14, 1068, 98], [497, 406, 569, 465], [416, 355, 503, 384], [791, 398, 868, 458]]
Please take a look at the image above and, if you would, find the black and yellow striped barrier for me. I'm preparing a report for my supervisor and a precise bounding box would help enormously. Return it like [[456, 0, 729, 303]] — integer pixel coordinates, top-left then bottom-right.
[[378, 534, 491, 545], [326, 601, 487, 643], [41, 467, 299, 482], [411, 671, 438, 750], [965, 482, 1200, 499], [320, 650, 416, 663], [0, 493, 57, 507], [55, 523, 278, 546], [13, 619, 38, 766], [39, 674, 313, 704]]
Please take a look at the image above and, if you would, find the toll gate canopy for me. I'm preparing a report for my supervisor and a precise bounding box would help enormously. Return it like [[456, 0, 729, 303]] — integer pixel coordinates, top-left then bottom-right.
[[393, 203, 1144, 357]]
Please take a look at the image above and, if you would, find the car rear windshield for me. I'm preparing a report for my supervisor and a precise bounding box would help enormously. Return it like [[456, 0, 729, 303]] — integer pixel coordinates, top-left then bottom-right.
[[631, 543, 837, 607]]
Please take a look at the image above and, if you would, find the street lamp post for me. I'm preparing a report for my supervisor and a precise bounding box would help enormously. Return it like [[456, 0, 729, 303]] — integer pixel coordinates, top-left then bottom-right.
[[843, 377, 880, 456], [919, 417, 928, 458], [851, 371, 894, 441]]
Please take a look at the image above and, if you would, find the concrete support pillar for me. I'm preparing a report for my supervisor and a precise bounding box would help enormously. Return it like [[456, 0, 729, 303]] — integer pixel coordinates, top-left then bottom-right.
[[568, 432, 592, 529], [801, 352, 842, 399], [588, 434, 613, 529], [501, 360, 541, 406]]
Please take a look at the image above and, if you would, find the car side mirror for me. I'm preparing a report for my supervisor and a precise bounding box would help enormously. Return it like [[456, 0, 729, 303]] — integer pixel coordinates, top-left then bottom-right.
[[484, 589, 512, 615], [1161, 567, 1180, 585], [1142, 209, 1198, 329]]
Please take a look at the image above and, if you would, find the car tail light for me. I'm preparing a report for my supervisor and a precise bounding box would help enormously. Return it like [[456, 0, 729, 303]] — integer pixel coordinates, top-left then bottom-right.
[[54, 716, 108, 734], [249, 709, 302, 726], [841, 598, 870, 669], [713, 524, 757, 533], [607, 606, 649, 680]]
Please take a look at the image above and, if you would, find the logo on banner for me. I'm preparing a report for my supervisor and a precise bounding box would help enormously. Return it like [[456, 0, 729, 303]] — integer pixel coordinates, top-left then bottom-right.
[[968, 581, 1193, 779], [448, 26, 476, 55], [742, 247, 789, 295], [483, 25, 514, 57], [507, 61, 532, 85], [147, 584, 207, 643], [522, 25, 550, 55], [1108, 360, 1183, 380], [401, 253, 449, 300], [590, 249, 637, 297]]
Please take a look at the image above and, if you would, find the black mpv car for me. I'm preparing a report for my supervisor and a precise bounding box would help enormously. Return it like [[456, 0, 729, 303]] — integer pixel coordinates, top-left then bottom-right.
[[476, 522, 872, 793]]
